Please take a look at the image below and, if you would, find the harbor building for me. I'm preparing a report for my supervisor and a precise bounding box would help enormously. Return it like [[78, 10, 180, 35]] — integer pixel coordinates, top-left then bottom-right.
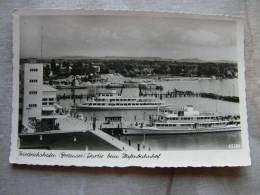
[[21, 63, 63, 133], [41, 85, 61, 130]]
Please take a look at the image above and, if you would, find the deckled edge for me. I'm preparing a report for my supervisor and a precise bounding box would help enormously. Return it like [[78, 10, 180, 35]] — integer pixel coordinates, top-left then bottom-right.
[[9, 9, 251, 168]]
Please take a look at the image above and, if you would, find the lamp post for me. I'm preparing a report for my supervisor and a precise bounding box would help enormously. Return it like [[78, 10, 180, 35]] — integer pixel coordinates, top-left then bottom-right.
[[143, 133, 146, 150], [53, 108, 55, 130]]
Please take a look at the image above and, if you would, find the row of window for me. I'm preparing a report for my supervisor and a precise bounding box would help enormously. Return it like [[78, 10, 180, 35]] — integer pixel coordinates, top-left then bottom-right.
[[110, 98, 137, 102], [95, 98, 155, 102], [28, 104, 37, 108], [197, 117, 216, 120], [28, 102, 55, 108], [42, 102, 54, 106], [169, 117, 195, 120], [155, 122, 231, 128], [99, 94, 114, 97], [156, 124, 177, 127], [42, 98, 55, 101], [29, 79, 38, 83], [168, 116, 217, 120], [29, 91, 37, 95], [86, 103, 159, 106], [156, 123, 192, 127], [107, 99, 154, 102], [29, 68, 38, 72]]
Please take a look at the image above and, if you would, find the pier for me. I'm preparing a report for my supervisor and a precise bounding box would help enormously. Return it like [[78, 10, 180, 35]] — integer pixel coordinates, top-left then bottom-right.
[[139, 88, 239, 103], [56, 88, 239, 103], [91, 129, 135, 151], [19, 117, 136, 151]]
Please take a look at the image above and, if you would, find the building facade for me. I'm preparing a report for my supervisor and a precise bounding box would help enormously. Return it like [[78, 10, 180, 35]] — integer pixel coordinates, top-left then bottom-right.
[[21, 63, 61, 133], [22, 63, 43, 132]]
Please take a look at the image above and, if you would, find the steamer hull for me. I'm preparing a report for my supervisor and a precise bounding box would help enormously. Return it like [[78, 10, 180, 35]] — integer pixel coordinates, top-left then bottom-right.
[[75, 104, 169, 110], [122, 126, 240, 135]]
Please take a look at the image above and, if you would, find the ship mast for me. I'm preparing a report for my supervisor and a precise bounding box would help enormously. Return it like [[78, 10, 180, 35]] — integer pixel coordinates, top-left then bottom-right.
[[40, 25, 43, 59]]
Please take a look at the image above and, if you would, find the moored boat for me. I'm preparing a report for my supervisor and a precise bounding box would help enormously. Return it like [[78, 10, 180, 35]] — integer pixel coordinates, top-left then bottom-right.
[[74, 91, 169, 110], [122, 105, 241, 134]]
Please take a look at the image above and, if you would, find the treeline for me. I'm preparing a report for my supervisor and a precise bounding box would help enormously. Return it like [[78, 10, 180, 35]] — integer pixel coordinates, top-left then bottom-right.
[[21, 58, 238, 79], [97, 59, 238, 78]]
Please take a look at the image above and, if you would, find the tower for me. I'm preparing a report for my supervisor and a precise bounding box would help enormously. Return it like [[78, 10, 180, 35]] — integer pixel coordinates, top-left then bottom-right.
[[22, 63, 43, 132]]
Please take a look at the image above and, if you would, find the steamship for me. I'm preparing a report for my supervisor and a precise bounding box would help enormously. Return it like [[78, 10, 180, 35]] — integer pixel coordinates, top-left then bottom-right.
[[75, 91, 168, 110], [122, 105, 241, 134]]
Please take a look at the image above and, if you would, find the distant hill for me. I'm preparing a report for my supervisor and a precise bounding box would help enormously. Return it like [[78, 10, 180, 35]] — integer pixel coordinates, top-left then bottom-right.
[[21, 56, 236, 64]]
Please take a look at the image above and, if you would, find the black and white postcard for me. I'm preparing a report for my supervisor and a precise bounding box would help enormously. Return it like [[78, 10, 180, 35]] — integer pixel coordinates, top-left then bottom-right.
[[10, 9, 251, 167]]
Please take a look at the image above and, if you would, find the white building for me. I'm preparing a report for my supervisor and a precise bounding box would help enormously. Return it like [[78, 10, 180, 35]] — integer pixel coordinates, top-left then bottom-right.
[[22, 63, 63, 133]]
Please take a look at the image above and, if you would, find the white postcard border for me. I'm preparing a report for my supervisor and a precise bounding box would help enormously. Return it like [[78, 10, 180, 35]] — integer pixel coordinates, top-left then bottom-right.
[[10, 9, 251, 167]]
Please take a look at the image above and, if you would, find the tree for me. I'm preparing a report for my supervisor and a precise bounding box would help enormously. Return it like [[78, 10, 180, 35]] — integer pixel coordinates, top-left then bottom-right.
[[71, 61, 84, 75], [56, 63, 61, 73], [50, 59, 56, 72], [100, 65, 109, 74], [43, 65, 50, 80], [63, 61, 70, 73]]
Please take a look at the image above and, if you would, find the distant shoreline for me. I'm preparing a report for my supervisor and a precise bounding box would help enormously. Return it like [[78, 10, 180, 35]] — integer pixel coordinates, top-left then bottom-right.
[[21, 57, 238, 80], [133, 75, 237, 81], [21, 56, 237, 64]]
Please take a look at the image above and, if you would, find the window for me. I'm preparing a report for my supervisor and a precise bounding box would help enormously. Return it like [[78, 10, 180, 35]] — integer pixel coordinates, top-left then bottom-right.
[[28, 104, 37, 108], [49, 102, 54, 105], [42, 98, 47, 101], [29, 91, 37, 95], [42, 102, 47, 106], [49, 98, 54, 101], [29, 68, 38, 72], [29, 79, 38, 83]]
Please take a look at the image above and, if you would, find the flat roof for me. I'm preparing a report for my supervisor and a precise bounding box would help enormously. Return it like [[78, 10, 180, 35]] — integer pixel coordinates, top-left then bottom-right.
[[42, 85, 57, 92]]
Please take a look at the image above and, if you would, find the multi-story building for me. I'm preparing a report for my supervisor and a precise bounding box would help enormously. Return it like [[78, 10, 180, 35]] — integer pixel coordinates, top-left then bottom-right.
[[22, 63, 43, 132], [21, 63, 63, 133], [41, 85, 60, 131]]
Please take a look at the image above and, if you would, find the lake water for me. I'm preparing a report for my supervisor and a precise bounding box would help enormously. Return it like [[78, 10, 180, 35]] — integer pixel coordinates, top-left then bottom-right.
[[156, 78, 238, 96], [56, 78, 241, 150]]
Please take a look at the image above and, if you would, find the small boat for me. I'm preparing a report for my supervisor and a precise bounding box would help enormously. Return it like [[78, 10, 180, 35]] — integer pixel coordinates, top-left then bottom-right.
[[122, 105, 241, 135], [106, 83, 124, 88], [100, 116, 123, 135]]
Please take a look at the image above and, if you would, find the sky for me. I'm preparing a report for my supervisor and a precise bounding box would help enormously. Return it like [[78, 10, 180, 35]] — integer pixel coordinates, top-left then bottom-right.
[[20, 15, 237, 61]]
